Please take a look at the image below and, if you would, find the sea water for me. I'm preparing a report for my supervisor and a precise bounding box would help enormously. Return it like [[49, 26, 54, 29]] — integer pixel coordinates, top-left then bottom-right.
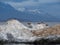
[[23, 22, 60, 26]]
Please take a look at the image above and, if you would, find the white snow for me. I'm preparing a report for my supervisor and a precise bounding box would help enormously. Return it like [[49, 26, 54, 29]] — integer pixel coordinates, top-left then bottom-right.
[[35, 23, 49, 30], [0, 19, 59, 42], [0, 19, 36, 41], [26, 23, 49, 30]]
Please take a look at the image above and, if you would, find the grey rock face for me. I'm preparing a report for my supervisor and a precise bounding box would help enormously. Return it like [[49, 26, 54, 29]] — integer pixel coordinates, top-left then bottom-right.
[[6, 33, 15, 41]]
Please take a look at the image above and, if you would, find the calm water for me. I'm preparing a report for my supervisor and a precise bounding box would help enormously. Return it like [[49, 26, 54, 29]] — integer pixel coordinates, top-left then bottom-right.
[[23, 22, 60, 26], [1, 43, 35, 45], [45, 22, 60, 26], [1, 44, 60, 45]]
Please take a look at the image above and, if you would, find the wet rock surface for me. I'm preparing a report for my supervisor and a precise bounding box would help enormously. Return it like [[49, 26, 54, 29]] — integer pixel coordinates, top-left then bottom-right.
[[0, 38, 60, 45]]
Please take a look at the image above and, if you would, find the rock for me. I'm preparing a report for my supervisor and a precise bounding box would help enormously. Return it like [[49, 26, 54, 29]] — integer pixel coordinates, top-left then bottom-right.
[[0, 19, 35, 42], [0, 19, 60, 44], [32, 24, 60, 37]]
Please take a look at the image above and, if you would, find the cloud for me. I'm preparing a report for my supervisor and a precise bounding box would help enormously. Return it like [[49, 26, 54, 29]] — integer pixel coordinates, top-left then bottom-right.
[[0, 0, 28, 2], [33, 0, 39, 2], [17, 8, 25, 11], [5, 0, 39, 8], [1, 0, 60, 3], [39, 0, 60, 3], [3, 0, 60, 10], [0, 0, 39, 3]]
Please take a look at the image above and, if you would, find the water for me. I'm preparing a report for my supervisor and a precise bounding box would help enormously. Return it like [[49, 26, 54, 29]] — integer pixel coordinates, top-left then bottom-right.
[[0, 43, 34, 45], [23, 22, 60, 27], [45, 22, 60, 26], [1, 43, 60, 45]]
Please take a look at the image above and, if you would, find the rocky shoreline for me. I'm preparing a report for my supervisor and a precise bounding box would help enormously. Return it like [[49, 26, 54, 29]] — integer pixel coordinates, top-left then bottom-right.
[[0, 19, 60, 45], [0, 37, 60, 45]]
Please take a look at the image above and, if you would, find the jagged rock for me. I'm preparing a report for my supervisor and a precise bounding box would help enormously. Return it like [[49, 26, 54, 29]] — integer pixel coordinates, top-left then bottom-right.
[[0, 19, 60, 44], [0, 19, 35, 42], [32, 24, 60, 37]]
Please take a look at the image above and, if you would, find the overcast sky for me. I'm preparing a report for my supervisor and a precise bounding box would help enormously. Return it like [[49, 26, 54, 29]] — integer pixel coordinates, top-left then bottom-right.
[[0, 0, 60, 9], [0, 0, 60, 2]]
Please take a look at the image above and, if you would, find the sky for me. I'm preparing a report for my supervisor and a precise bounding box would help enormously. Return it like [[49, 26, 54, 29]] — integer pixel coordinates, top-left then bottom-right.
[[0, 0, 60, 21], [0, 0, 60, 9], [0, 0, 60, 3]]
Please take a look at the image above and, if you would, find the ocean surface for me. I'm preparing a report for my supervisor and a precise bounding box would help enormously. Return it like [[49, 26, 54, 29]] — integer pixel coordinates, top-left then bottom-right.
[[22, 22, 60, 26], [44, 22, 60, 26], [1, 43, 60, 45]]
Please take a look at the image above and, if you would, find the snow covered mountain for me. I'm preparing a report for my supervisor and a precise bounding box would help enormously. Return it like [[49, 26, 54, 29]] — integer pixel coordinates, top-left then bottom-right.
[[0, 2, 59, 22]]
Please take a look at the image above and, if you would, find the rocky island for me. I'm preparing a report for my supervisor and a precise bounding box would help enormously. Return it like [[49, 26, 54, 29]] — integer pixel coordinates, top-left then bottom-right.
[[0, 19, 60, 45]]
